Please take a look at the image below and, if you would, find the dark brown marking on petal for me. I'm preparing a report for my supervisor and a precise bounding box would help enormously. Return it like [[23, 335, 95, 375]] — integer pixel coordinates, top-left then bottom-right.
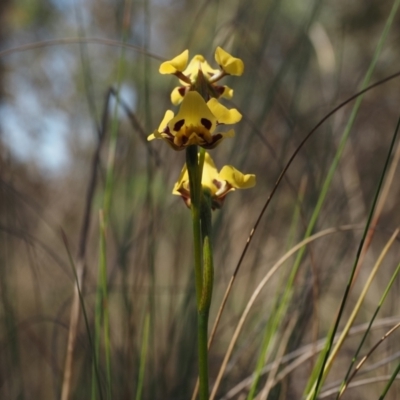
[[181, 135, 188, 144], [212, 133, 222, 141], [213, 179, 222, 189], [178, 87, 186, 97], [201, 118, 212, 130], [205, 133, 223, 149], [173, 119, 185, 131], [215, 85, 225, 95]]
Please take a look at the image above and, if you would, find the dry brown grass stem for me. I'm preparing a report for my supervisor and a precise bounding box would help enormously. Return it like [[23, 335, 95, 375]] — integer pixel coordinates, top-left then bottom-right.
[[221, 317, 400, 400], [0, 37, 164, 61], [209, 225, 362, 400], [338, 321, 400, 398], [320, 376, 400, 399], [257, 313, 299, 400], [351, 138, 400, 287], [60, 88, 112, 400]]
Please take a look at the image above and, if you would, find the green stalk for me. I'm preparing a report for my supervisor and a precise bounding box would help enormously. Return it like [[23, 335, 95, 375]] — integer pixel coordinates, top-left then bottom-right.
[[135, 312, 150, 400], [200, 191, 213, 313], [338, 257, 400, 398], [187, 146, 203, 305], [379, 357, 400, 399], [197, 307, 210, 400], [198, 191, 214, 400], [186, 146, 205, 397], [186, 146, 214, 399]]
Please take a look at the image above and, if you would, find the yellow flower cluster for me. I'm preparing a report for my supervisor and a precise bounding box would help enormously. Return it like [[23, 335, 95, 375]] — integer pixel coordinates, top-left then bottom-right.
[[148, 47, 255, 208]]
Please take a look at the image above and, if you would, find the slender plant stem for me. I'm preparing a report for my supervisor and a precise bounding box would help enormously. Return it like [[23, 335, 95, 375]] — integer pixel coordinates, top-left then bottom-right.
[[186, 146, 214, 399], [187, 146, 203, 305], [135, 312, 150, 400], [200, 193, 213, 313], [197, 309, 210, 400], [198, 192, 214, 399], [186, 146, 206, 398]]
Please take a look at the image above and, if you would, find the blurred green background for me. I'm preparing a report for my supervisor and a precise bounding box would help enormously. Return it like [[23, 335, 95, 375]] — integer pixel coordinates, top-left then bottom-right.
[[1, 0, 400, 399]]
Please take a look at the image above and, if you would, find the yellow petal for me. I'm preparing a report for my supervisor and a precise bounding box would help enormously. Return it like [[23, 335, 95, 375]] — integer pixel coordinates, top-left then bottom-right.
[[159, 50, 189, 74], [221, 86, 234, 99], [171, 87, 184, 105], [184, 54, 219, 80], [168, 91, 216, 132], [158, 110, 174, 131], [147, 132, 156, 141], [219, 166, 256, 189], [200, 152, 220, 194], [215, 46, 244, 76], [207, 98, 242, 124], [172, 165, 189, 195]]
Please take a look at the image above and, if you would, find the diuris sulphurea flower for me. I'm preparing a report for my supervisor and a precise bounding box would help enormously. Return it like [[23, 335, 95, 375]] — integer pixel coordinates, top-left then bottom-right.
[[149, 45, 253, 400], [147, 91, 241, 150], [173, 151, 256, 209], [159, 47, 244, 104]]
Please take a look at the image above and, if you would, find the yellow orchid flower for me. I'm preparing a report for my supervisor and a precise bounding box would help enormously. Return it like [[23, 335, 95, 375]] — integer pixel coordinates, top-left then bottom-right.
[[173, 152, 256, 209], [148, 91, 241, 150], [159, 47, 243, 104]]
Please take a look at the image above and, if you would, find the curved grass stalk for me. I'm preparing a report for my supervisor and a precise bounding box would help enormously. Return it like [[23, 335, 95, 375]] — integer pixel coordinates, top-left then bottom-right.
[[379, 349, 400, 399], [209, 225, 362, 400], [245, 178, 307, 400], [320, 376, 400, 399], [308, 227, 399, 400], [0, 37, 164, 61], [257, 313, 299, 400], [340, 321, 400, 399], [338, 257, 400, 398], [61, 231, 103, 400], [352, 137, 400, 284], [220, 317, 400, 400], [305, 101, 400, 400]]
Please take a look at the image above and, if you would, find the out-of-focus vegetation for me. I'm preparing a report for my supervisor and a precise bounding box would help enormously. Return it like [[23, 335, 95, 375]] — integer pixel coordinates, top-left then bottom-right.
[[1, 1, 400, 399]]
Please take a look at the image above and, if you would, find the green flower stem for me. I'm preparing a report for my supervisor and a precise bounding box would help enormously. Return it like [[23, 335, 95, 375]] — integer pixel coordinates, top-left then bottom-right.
[[200, 191, 214, 313], [197, 308, 210, 400], [186, 145, 203, 305], [198, 191, 214, 399], [186, 147, 214, 399]]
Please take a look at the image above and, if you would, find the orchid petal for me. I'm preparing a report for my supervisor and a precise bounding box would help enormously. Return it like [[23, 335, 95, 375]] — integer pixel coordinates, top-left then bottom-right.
[[207, 98, 242, 124], [159, 50, 189, 74], [220, 166, 256, 189], [215, 47, 244, 76]]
